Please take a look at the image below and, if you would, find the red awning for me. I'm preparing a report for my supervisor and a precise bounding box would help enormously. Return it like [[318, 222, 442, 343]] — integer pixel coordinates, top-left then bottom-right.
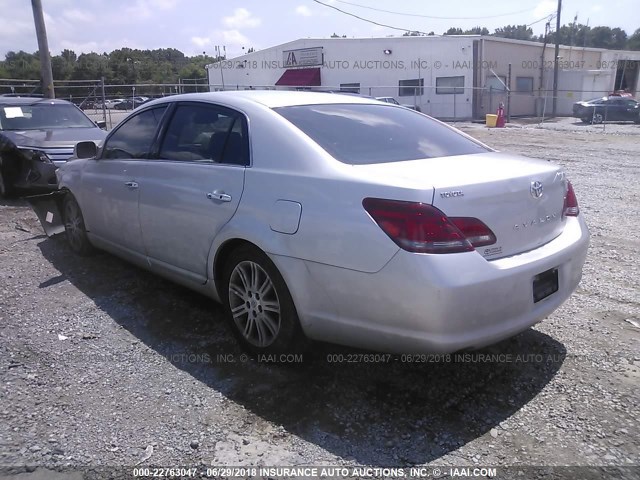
[[275, 68, 321, 87]]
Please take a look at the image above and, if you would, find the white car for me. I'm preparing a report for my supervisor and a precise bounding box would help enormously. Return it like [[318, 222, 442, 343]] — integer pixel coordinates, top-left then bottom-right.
[[30, 91, 589, 354], [99, 98, 125, 109]]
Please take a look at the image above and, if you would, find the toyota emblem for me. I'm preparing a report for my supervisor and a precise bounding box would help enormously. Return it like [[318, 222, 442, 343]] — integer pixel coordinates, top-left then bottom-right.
[[530, 181, 543, 198]]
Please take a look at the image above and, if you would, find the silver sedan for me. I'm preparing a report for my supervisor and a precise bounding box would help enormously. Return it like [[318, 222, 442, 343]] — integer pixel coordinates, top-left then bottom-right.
[[30, 91, 589, 354]]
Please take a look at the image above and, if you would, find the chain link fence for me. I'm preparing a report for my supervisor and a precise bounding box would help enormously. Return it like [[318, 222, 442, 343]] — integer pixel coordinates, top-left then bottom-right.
[[1, 78, 208, 129], [207, 82, 636, 124], [2, 78, 636, 129]]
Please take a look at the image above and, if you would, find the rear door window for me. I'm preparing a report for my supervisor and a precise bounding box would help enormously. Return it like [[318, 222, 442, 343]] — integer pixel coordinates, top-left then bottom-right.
[[159, 103, 249, 165]]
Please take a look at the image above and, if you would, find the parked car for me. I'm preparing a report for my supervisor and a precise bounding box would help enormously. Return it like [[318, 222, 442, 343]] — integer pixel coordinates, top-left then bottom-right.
[[609, 90, 633, 98], [29, 91, 589, 355], [111, 98, 150, 110], [376, 96, 422, 112], [572, 96, 640, 124], [96, 98, 126, 109], [113, 99, 137, 110], [78, 99, 98, 110], [134, 97, 156, 107], [0, 97, 107, 197]]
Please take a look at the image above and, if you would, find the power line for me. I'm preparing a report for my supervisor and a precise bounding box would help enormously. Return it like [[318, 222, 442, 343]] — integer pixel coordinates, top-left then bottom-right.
[[313, 0, 555, 36], [527, 13, 556, 28], [311, 0, 428, 35], [332, 0, 535, 20]]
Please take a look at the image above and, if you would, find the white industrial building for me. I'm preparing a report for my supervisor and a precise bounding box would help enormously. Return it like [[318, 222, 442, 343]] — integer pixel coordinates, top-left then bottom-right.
[[207, 35, 640, 120]]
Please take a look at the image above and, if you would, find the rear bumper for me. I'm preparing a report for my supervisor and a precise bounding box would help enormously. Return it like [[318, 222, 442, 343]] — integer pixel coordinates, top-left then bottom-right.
[[275, 216, 589, 353]]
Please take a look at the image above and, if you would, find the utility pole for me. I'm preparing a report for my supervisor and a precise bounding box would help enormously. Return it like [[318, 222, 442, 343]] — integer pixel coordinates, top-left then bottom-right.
[[31, 0, 55, 98], [552, 0, 562, 116], [215, 46, 225, 90]]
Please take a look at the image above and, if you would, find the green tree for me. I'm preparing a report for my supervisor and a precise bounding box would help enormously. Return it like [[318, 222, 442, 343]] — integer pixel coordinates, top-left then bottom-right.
[[51, 50, 77, 81], [443, 27, 489, 35], [71, 53, 108, 81], [493, 25, 534, 41], [3, 51, 40, 79], [466, 26, 489, 35], [627, 28, 640, 50], [589, 26, 627, 49], [444, 27, 463, 35]]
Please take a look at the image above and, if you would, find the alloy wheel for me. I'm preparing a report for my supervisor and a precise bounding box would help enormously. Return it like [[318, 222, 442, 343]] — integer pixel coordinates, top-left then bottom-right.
[[228, 260, 281, 347], [64, 199, 85, 252]]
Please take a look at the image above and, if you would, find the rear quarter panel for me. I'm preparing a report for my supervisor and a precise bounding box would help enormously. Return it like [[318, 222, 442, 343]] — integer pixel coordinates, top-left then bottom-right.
[[207, 102, 417, 274]]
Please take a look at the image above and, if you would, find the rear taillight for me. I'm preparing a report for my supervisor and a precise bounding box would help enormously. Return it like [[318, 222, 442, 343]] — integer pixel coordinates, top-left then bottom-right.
[[450, 217, 497, 247], [563, 181, 579, 217], [362, 198, 496, 254]]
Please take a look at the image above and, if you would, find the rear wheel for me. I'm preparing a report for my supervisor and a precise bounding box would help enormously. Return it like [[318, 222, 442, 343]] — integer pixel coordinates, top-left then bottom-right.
[[62, 194, 95, 256], [222, 245, 306, 354]]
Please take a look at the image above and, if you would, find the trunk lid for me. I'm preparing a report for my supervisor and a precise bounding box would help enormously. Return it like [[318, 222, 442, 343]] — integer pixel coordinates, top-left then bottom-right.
[[353, 152, 567, 259]]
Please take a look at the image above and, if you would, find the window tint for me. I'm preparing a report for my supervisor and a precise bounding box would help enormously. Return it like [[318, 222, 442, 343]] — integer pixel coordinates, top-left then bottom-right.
[[159, 104, 248, 165], [275, 104, 489, 165], [103, 106, 167, 159]]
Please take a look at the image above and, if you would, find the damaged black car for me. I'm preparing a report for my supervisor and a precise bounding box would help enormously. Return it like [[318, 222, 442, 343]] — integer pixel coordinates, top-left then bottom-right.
[[0, 97, 107, 197]]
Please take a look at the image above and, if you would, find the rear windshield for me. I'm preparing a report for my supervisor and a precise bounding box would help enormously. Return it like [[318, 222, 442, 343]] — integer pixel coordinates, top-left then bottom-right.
[[0, 103, 95, 131], [275, 104, 489, 165]]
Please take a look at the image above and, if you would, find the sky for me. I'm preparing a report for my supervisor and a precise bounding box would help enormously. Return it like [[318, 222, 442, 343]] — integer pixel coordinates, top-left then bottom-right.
[[0, 0, 638, 59]]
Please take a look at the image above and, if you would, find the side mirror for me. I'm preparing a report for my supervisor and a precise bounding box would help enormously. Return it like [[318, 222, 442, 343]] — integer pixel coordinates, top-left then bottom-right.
[[75, 141, 97, 159], [95, 120, 107, 130]]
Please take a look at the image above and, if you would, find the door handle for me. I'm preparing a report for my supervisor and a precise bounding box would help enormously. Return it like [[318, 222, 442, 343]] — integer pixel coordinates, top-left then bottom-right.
[[125, 181, 138, 189], [207, 191, 232, 202]]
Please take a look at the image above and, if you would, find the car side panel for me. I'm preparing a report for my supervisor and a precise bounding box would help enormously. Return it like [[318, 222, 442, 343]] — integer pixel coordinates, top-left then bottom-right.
[[78, 159, 145, 254], [138, 161, 245, 283], [210, 168, 422, 275]]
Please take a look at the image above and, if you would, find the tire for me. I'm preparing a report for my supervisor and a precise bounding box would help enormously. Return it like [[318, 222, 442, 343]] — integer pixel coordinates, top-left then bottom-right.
[[592, 112, 604, 124], [221, 244, 307, 354], [0, 167, 16, 199], [62, 194, 95, 256]]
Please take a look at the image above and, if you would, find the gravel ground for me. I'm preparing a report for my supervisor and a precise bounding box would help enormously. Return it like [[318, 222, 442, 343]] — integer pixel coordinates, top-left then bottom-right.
[[0, 122, 639, 479]]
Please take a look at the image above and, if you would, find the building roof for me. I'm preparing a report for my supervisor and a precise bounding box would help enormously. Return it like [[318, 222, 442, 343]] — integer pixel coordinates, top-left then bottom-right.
[[207, 34, 640, 68]]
